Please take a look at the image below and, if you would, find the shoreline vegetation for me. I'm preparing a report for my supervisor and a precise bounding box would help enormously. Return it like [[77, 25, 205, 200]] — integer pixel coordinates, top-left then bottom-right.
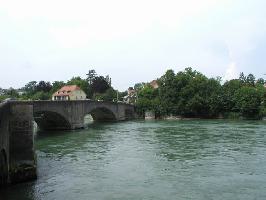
[[145, 114, 266, 121], [136, 68, 266, 120], [0, 68, 265, 120]]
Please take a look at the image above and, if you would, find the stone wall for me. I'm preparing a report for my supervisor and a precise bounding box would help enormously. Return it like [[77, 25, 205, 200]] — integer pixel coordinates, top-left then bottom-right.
[[0, 102, 37, 186]]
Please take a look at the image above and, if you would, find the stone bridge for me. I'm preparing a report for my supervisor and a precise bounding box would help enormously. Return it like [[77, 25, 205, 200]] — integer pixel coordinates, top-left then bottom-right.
[[31, 100, 136, 130], [0, 100, 136, 185]]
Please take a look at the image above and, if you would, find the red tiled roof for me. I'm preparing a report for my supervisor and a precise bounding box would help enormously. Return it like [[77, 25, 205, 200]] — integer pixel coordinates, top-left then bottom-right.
[[58, 85, 81, 92], [53, 85, 81, 96]]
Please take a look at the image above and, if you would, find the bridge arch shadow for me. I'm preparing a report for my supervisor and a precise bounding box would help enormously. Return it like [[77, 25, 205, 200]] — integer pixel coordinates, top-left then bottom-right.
[[34, 111, 71, 130], [87, 107, 117, 123], [0, 149, 8, 186]]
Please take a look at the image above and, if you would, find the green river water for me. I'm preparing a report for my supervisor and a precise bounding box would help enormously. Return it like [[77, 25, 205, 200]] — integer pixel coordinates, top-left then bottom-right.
[[1, 120, 266, 200]]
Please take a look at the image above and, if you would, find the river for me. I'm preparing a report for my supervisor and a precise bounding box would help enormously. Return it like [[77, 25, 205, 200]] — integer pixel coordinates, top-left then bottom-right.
[[1, 120, 266, 200]]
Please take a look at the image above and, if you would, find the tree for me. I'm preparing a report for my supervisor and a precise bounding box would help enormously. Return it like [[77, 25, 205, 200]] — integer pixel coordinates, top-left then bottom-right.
[[94, 88, 116, 101], [239, 72, 246, 84], [134, 83, 145, 91], [32, 91, 50, 100], [5, 87, 19, 98], [36, 81, 52, 93], [86, 69, 97, 85], [221, 79, 242, 113], [24, 81, 37, 95], [118, 91, 127, 101], [158, 69, 178, 115], [91, 76, 110, 94], [246, 74, 255, 86], [234, 86, 263, 119], [136, 85, 160, 116], [257, 78, 265, 85], [51, 81, 65, 93], [67, 76, 89, 96]]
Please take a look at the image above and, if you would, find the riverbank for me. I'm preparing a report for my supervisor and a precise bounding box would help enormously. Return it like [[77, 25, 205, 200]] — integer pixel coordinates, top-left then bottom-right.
[[144, 112, 266, 121]]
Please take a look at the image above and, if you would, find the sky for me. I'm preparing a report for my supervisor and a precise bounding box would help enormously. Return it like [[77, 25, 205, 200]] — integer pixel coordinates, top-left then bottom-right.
[[0, 0, 266, 91]]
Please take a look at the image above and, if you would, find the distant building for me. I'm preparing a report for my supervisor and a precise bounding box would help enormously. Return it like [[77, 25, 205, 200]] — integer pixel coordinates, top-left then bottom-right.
[[17, 89, 25, 96], [123, 87, 137, 104], [150, 80, 159, 89], [52, 85, 86, 101]]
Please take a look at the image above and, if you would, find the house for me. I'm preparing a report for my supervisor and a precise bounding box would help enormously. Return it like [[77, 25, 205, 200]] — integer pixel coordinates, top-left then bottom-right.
[[17, 89, 25, 96], [150, 80, 159, 89], [123, 87, 137, 104], [52, 85, 87, 101]]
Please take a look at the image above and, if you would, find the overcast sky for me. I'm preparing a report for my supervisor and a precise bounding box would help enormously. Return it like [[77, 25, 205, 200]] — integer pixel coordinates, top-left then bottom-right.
[[0, 0, 266, 91]]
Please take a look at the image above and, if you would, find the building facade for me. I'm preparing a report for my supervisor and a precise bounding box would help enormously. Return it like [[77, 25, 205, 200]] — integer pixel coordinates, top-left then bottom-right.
[[123, 87, 137, 104], [52, 85, 87, 101], [150, 80, 159, 89]]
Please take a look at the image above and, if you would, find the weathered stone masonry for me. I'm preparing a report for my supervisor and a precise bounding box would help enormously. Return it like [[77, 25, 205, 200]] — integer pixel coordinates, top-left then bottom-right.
[[0, 100, 136, 185], [0, 102, 36, 186]]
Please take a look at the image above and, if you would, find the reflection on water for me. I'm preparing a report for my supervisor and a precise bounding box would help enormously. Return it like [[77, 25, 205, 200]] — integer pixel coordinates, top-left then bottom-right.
[[1, 120, 266, 200]]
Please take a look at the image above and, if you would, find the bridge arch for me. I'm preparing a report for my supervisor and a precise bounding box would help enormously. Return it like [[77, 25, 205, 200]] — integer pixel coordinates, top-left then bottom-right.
[[86, 107, 117, 122], [0, 149, 8, 185], [34, 111, 71, 130]]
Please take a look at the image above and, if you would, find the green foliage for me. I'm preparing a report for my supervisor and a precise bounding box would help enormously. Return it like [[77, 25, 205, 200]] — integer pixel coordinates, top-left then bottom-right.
[[94, 88, 116, 102], [257, 78, 265, 85], [91, 76, 110, 94], [86, 70, 112, 98], [0, 95, 9, 101], [8, 69, 116, 101], [51, 81, 65, 93], [221, 79, 241, 112], [31, 91, 50, 100], [234, 86, 263, 119], [36, 81, 52, 93], [136, 85, 160, 116], [67, 76, 89, 96], [5, 88, 19, 98], [23, 81, 37, 96], [136, 68, 266, 119], [118, 91, 127, 101], [134, 83, 145, 91]]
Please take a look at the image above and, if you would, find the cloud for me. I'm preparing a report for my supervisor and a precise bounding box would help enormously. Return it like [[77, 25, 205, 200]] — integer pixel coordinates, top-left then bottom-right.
[[0, 0, 266, 90], [223, 62, 238, 81], [0, 0, 229, 48]]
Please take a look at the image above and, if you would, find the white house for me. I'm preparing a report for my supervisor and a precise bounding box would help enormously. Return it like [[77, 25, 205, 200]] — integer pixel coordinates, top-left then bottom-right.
[[52, 85, 86, 101]]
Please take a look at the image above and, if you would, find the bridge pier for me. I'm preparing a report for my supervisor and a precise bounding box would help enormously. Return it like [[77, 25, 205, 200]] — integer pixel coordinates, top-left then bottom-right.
[[0, 103, 37, 186]]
